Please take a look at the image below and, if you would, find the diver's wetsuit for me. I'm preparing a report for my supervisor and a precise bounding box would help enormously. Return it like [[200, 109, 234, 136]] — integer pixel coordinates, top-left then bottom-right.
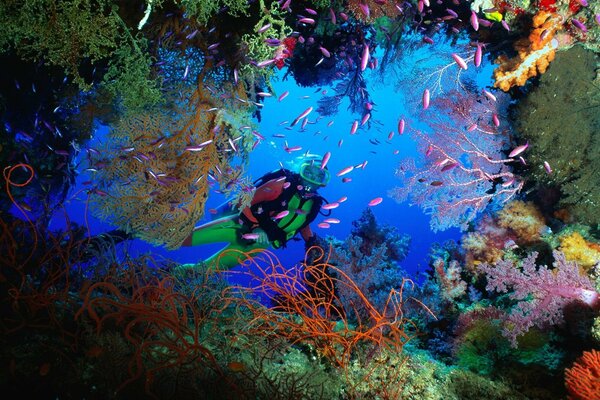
[[182, 169, 324, 270]]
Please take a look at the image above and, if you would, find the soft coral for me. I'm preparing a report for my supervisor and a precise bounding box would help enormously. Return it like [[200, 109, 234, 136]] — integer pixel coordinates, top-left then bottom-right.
[[481, 251, 600, 347]]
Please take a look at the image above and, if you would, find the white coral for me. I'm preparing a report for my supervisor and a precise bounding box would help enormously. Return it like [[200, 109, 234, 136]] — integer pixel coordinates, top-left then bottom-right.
[[470, 0, 495, 13]]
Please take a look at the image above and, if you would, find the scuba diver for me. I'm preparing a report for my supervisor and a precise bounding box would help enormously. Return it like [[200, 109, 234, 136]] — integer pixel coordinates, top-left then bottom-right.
[[180, 155, 331, 270]]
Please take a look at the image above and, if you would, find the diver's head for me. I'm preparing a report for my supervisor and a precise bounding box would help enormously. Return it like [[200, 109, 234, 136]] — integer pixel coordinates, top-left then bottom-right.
[[289, 154, 330, 192]]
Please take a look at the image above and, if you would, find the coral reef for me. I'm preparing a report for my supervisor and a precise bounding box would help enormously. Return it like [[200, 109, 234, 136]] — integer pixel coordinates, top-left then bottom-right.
[[223, 246, 417, 368], [346, 0, 403, 23], [497, 200, 548, 244], [326, 208, 411, 321]]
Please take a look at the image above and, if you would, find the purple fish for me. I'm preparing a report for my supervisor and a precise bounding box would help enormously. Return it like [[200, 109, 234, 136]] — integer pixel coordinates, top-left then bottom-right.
[[571, 19, 587, 32], [360, 44, 370, 71]]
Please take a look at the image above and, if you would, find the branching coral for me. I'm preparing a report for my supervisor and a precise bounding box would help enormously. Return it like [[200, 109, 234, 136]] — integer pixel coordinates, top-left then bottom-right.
[[0, 0, 161, 111], [89, 70, 255, 249], [494, 10, 563, 91], [239, 0, 292, 83], [346, 0, 403, 23], [75, 260, 229, 397], [0, 0, 120, 89], [432, 258, 467, 303], [325, 209, 411, 322], [175, 0, 250, 26]]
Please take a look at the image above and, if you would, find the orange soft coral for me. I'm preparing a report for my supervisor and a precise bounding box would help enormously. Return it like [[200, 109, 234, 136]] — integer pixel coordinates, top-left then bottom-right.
[[559, 232, 600, 270], [497, 200, 547, 244], [565, 349, 600, 400], [494, 11, 563, 91], [462, 231, 505, 273]]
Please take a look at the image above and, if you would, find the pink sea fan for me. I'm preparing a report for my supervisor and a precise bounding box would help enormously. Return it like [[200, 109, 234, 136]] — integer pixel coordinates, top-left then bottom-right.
[[480, 251, 600, 347], [389, 89, 523, 232]]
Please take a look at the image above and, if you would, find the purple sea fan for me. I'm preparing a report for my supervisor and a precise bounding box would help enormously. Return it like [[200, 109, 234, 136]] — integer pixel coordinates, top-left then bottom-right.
[[480, 251, 600, 347]]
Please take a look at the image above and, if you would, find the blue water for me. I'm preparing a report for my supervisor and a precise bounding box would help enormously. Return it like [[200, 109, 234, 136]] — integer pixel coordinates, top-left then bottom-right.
[[52, 31, 496, 279]]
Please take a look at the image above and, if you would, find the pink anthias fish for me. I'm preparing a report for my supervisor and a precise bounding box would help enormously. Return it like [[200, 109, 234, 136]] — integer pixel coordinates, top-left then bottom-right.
[[474, 43, 483, 67], [319, 46, 331, 58], [470, 11, 479, 31], [361, 113, 370, 126], [318, 222, 331, 229], [241, 233, 260, 240], [322, 202, 340, 210], [336, 165, 354, 176], [274, 210, 290, 219], [398, 118, 405, 134], [423, 89, 430, 110], [360, 44, 370, 72], [368, 197, 383, 206], [350, 120, 359, 134], [291, 106, 313, 126], [452, 53, 468, 70], [321, 152, 331, 169], [492, 114, 500, 127], [483, 89, 497, 102], [298, 17, 315, 25], [509, 142, 529, 158], [278, 90, 289, 101]]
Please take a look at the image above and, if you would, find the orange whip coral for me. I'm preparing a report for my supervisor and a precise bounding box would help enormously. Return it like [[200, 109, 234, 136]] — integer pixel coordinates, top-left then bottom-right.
[[494, 11, 563, 91], [565, 349, 600, 400], [220, 246, 432, 368]]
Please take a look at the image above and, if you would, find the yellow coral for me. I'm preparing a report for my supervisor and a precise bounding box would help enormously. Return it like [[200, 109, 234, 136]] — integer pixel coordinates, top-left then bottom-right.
[[493, 11, 563, 92], [497, 201, 546, 244], [462, 232, 504, 273], [559, 232, 600, 270]]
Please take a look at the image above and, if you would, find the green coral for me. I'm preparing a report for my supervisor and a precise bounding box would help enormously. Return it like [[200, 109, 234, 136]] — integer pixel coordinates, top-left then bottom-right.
[[515, 45, 600, 227], [0, 0, 121, 89], [0, 0, 163, 112], [454, 319, 564, 375], [100, 34, 163, 112], [177, 0, 250, 25]]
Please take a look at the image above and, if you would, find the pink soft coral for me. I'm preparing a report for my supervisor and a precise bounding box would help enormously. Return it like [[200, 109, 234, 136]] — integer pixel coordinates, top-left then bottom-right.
[[481, 251, 600, 347]]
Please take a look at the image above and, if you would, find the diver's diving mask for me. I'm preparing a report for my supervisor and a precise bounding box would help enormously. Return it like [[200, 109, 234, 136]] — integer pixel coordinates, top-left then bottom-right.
[[299, 162, 330, 187]]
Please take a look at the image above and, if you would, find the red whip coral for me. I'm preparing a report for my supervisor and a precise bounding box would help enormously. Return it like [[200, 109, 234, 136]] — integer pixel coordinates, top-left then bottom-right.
[[565, 349, 600, 400]]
